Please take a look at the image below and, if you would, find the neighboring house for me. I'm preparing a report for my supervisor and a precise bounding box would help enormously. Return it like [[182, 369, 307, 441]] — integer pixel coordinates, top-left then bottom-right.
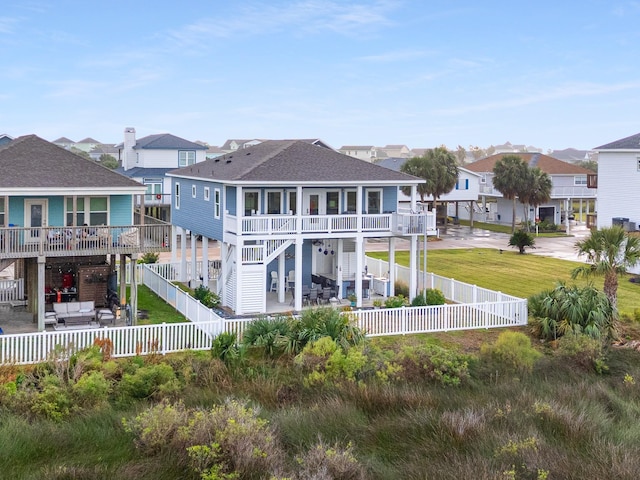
[[220, 139, 264, 152], [593, 132, 640, 233], [549, 148, 593, 163], [493, 141, 542, 154], [377, 145, 412, 158], [464, 153, 596, 227], [52, 136, 75, 150], [338, 145, 377, 161], [89, 143, 119, 161], [115, 127, 207, 222], [0, 135, 171, 330], [0, 134, 13, 146], [74, 137, 101, 153], [376, 157, 482, 222], [168, 140, 436, 315]]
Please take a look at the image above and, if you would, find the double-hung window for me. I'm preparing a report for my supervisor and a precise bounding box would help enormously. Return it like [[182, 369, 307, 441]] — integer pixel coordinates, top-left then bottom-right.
[[175, 183, 181, 209], [179, 150, 196, 167], [214, 189, 221, 219], [366, 190, 382, 214], [66, 197, 108, 226], [0, 198, 4, 226]]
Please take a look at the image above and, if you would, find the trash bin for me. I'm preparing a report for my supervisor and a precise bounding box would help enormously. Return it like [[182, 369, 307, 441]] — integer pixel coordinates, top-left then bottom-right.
[[612, 217, 629, 226]]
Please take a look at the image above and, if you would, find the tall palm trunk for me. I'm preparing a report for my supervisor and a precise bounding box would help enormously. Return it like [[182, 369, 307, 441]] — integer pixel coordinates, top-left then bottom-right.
[[604, 271, 618, 310], [511, 197, 517, 233]]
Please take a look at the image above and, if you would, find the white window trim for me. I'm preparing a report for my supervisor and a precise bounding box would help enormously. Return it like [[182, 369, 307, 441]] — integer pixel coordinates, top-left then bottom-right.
[[345, 189, 357, 213], [244, 189, 261, 216], [366, 189, 383, 214], [65, 196, 110, 226], [175, 183, 180, 210], [179, 150, 196, 167], [204, 187, 210, 201], [326, 189, 340, 214], [574, 175, 587, 186], [214, 188, 221, 219], [192, 185, 197, 198], [266, 189, 283, 215]]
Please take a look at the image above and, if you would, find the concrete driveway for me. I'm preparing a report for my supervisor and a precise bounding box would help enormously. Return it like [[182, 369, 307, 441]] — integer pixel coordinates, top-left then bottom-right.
[[367, 223, 591, 264]]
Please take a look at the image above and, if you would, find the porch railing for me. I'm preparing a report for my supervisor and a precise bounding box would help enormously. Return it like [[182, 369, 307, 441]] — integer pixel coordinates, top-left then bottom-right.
[[225, 212, 435, 236], [0, 224, 171, 259], [0, 278, 24, 304]]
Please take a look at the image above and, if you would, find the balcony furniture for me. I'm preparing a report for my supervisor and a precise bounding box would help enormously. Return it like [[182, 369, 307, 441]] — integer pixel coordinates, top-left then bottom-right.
[[52, 301, 96, 325], [307, 288, 318, 305], [269, 271, 278, 292], [321, 287, 332, 304], [97, 307, 116, 325], [118, 228, 139, 247]]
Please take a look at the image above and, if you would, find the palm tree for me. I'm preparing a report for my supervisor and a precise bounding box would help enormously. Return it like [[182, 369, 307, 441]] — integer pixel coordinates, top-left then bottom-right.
[[518, 167, 552, 231], [401, 146, 458, 222], [571, 226, 640, 310], [492, 155, 528, 233]]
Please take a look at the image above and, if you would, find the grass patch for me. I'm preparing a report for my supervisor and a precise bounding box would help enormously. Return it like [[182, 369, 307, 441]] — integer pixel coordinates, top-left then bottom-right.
[[134, 285, 186, 324], [367, 248, 638, 314]]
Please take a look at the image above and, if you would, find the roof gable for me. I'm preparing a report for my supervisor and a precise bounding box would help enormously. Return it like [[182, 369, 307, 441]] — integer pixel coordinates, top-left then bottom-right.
[[595, 132, 640, 150], [169, 140, 422, 184], [465, 153, 592, 175], [0, 135, 144, 189], [135, 133, 207, 150]]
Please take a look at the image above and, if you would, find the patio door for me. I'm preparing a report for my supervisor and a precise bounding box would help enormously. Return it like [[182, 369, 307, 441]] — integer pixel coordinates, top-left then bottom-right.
[[24, 199, 48, 242], [304, 190, 322, 215]]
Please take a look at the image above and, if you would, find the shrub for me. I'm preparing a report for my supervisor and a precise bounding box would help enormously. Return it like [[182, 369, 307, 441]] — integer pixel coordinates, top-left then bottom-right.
[[394, 281, 409, 297], [212, 332, 244, 367], [556, 334, 608, 373], [480, 331, 541, 374], [411, 294, 427, 307], [30, 375, 72, 421], [123, 399, 190, 454], [138, 252, 160, 264], [384, 295, 407, 308], [194, 285, 221, 309], [119, 363, 181, 400], [241, 317, 291, 358], [425, 288, 446, 305], [71, 370, 111, 408], [529, 282, 617, 340], [508, 229, 536, 254], [396, 344, 470, 386], [295, 439, 366, 480]]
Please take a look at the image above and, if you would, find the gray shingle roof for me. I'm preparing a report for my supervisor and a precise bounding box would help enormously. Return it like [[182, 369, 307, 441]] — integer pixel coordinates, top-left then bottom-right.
[[115, 167, 175, 178], [169, 140, 422, 184], [0, 135, 144, 189], [595, 132, 640, 150], [77, 137, 100, 144], [134, 133, 207, 150], [466, 153, 593, 175]]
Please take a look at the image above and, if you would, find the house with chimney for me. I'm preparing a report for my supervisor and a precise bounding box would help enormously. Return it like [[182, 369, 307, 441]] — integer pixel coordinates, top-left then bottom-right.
[[116, 128, 207, 221]]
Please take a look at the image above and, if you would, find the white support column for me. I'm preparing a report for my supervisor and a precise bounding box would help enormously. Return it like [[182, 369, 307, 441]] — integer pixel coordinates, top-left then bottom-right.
[[409, 235, 418, 300], [469, 200, 474, 228], [296, 186, 303, 234], [202, 236, 209, 287], [356, 185, 363, 232], [355, 236, 363, 308], [37, 256, 46, 331], [410, 185, 417, 212], [337, 238, 344, 298], [130, 253, 138, 325], [119, 254, 127, 311], [171, 225, 178, 264], [191, 232, 197, 287], [278, 251, 286, 303], [235, 239, 244, 315], [389, 237, 395, 296], [294, 240, 303, 311], [180, 229, 187, 282], [221, 242, 228, 305], [565, 198, 570, 233]]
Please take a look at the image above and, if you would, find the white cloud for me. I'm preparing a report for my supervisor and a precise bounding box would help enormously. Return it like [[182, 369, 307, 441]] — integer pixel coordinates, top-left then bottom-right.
[[0, 16, 18, 34], [358, 49, 434, 63], [434, 81, 640, 115]]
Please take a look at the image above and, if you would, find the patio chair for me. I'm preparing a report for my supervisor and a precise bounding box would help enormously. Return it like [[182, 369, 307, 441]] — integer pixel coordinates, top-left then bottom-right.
[[307, 288, 318, 305], [321, 287, 332, 304], [269, 271, 278, 292]]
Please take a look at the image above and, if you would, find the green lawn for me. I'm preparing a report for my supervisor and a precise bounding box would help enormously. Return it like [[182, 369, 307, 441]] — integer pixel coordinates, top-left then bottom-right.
[[368, 248, 639, 315]]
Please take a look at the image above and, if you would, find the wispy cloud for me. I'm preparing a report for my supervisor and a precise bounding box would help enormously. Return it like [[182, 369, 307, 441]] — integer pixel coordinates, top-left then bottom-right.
[[166, 0, 400, 50], [0, 16, 19, 34], [358, 49, 434, 63], [612, 1, 640, 16], [434, 81, 640, 115]]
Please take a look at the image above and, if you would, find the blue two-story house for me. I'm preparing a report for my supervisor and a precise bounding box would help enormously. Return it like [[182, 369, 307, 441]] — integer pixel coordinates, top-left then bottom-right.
[[0, 135, 171, 330], [168, 140, 436, 315]]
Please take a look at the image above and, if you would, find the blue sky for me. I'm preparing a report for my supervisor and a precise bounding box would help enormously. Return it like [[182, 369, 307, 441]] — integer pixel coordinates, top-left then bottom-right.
[[2, 0, 639, 151]]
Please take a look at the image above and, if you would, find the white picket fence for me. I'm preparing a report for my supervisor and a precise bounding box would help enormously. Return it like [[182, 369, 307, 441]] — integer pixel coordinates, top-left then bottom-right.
[[0, 264, 527, 365], [0, 278, 24, 304]]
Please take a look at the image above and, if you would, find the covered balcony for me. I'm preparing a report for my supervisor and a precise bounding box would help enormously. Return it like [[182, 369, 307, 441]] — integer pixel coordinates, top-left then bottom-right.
[[0, 224, 171, 259], [224, 211, 437, 237]]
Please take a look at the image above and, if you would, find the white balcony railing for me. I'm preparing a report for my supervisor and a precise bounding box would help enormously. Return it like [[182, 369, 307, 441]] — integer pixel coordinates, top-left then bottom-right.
[[550, 186, 597, 198], [225, 212, 435, 237], [0, 224, 171, 259]]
